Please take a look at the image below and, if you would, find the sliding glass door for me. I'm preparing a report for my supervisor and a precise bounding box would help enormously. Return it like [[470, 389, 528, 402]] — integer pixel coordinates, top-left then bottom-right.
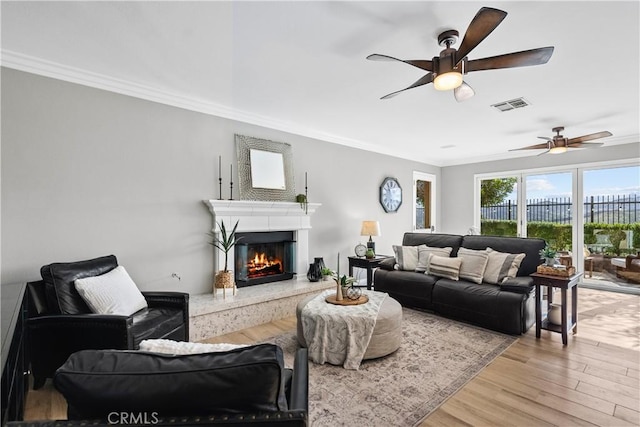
[[524, 171, 575, 259], [476, 162, 639, 294], [581, 165, 640, 291]]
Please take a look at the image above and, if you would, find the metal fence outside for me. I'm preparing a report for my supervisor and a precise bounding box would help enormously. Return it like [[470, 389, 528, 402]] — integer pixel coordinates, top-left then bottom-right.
[[481, 194, 640, 224]]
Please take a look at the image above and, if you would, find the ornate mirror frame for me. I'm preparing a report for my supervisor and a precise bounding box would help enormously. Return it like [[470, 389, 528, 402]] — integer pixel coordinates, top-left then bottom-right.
[[235, 134, 296, 201]]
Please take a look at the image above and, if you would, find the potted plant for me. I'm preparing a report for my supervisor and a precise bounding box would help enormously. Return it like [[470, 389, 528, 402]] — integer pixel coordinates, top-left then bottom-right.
[[539, 245, 558, 266], [209, 219, 241, 296], [333, 273, 357, 301], [296, 193, 308, 214], [321, 267, 333, 281]]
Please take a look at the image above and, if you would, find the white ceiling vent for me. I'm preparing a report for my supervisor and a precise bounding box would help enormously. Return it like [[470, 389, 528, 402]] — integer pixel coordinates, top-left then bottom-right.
[[491, 97, 531, 112]]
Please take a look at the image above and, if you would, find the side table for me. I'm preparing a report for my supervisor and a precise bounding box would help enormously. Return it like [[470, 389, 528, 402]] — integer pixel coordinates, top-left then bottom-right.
[[348, 256, 391, 290], [531, 272, 582, 345]]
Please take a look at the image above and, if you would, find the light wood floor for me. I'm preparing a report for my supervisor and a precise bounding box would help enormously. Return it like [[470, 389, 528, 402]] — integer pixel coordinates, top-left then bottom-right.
[[24, 288, 639, 426]]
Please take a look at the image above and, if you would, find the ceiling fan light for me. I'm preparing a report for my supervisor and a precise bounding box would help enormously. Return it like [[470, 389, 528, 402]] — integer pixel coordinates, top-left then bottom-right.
[[433, 71, 463, 91], [454, 82, 475, 102], [549, 146, 568, 154]]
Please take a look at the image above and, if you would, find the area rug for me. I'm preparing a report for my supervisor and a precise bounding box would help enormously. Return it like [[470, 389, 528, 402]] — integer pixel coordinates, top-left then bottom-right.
[[268, 308, 516, 427]]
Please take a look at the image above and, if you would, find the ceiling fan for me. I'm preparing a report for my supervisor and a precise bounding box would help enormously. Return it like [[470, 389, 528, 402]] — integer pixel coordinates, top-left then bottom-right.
[[510, 126, 613, 155], [366, 7, 554, 102]]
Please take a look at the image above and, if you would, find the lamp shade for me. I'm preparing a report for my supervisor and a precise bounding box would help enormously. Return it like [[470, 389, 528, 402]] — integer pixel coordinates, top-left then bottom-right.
[[360, 221, 381, 237]]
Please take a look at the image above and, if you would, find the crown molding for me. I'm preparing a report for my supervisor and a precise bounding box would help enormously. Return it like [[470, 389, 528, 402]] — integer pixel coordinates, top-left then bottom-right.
[[1, 50, 431, 164]]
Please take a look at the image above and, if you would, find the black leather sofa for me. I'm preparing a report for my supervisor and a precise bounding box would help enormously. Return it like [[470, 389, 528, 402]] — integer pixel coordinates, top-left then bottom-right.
[[26, 255, 189, 388], [374, 233, 546, 335], [9, 344, 309, 427]]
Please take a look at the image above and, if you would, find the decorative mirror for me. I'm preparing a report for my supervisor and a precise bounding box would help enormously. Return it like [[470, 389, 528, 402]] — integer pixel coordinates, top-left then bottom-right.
[[235, 134, 295, 201]]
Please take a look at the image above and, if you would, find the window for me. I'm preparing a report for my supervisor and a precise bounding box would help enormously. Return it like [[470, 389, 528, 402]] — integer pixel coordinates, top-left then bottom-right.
[[413, 172, 436, 231], [478, 176, 519, 236]]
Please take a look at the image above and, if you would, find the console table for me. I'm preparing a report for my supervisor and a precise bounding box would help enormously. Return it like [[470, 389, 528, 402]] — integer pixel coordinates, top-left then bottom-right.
[[1, 282, 29, 424], [531, 272, 582, 345], [348, 255, 391, 290]]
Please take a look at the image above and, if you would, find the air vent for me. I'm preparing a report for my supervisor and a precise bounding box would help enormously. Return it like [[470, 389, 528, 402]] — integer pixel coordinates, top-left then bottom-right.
[[491, 97, 531, 112]]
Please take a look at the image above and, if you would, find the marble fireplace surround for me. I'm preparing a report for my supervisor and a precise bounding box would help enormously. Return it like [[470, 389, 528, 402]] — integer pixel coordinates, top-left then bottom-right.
[[191, 200, 327, 341]]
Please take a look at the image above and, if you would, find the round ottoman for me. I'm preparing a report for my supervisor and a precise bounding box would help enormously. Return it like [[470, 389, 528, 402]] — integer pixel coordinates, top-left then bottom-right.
[[296, 291, 402, 360]]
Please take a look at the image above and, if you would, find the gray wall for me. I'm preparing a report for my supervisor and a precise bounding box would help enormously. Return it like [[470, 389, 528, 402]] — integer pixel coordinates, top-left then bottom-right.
[[440, 143, 640, 235], [1, 68, 439, 294]]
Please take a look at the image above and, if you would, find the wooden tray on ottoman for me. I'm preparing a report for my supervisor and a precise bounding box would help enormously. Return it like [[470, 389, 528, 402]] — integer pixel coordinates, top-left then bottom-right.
[[536, 265, 576, 277], [325, 294, 369, 306]]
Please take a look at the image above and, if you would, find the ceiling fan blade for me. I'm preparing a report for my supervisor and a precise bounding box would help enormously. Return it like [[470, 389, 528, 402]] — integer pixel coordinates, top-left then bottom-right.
[[567, 131, 612, 144], [509, 142, 550, 151], [453, 81, 475, 102], [366, 54, 433, 71], [537, 136, 553, 141], [380, 73, 434, 99], [567, 142, 605, 149], [467, 47, 554, 72], [455, 7, 508, 64]]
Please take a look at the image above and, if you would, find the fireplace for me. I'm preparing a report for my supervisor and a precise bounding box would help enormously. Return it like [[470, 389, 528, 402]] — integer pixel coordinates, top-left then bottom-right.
[[204, 200, 321, 288], [235, 231, 296, 287]]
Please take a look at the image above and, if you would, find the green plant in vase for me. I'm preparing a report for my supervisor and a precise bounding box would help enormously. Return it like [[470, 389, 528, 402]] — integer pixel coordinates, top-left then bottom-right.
[[208, 219, 242, 296], [333, 273, 357, 301], [539, 245, 557, 266], [334, 270, 362, 300], [296, 193, 308, 213], [320, 267, 334, 281], [334, 273, 357, 288]]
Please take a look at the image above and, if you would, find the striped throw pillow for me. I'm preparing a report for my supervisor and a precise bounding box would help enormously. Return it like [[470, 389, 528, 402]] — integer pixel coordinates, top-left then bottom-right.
[[484, 248, 526, 284], [427, 254, 462, 280], [457, 248, 490, 284], [415, 245, 453, 272]]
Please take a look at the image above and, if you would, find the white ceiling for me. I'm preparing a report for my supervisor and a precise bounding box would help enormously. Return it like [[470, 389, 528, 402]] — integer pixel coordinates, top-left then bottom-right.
[[2, 1, 639, 166]]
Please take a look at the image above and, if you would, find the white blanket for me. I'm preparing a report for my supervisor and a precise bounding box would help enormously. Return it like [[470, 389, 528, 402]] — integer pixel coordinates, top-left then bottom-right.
[[301, 289, 387, 370], [139, 339, 247, 355]]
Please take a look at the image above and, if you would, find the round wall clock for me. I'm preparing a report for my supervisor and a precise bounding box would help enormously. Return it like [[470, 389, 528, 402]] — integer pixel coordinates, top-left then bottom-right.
[[380, 177, 402, 213]]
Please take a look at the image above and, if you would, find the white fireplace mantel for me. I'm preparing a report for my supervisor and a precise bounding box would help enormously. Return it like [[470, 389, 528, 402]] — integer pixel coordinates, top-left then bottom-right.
[[203, 200, 321, 278]]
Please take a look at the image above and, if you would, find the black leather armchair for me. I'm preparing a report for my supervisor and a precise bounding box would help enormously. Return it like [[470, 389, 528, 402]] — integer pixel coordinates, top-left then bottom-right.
[[27, 255, 189, 389]]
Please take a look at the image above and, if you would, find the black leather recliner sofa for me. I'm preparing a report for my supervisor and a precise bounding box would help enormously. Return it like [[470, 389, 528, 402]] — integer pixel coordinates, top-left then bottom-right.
[[374, 233, 546, 335], [7, 344, 309, 427], [26, 254, 189, 388]]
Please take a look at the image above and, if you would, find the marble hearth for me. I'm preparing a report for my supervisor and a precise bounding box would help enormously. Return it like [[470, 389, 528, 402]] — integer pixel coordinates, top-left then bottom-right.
[[189, 279, 333, 341]]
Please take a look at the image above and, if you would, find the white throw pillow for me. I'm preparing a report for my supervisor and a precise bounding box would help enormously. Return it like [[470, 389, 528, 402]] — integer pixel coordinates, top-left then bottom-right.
[[415, 245, 453, 272], [139, 339, 247, 355], [484, 248, 526, 284], [392, 245, 420, 271], [74, 265, 148, 316], [457, 248, 490, 284], [427, 254, 462, 281]]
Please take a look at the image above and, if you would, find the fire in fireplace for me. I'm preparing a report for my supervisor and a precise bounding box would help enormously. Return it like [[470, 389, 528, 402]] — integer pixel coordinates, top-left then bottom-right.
[[247, 251, 283, 278], [234, 231, 295, 287]]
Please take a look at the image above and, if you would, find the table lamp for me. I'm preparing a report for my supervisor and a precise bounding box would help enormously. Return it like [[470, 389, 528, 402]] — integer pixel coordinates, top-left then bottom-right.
[[361, 221, 381, 254]]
